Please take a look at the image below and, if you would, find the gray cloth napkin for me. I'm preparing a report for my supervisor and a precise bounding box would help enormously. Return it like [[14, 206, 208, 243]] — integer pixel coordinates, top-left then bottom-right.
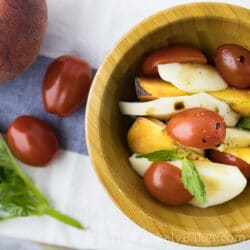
[[0, 56, 89, 155]]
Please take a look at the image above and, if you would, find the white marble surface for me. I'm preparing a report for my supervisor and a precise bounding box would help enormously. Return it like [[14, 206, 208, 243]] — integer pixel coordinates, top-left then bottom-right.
[[41, 0, 250, 69], [0, 236, 42, 250], [1, 0, 250, 250]]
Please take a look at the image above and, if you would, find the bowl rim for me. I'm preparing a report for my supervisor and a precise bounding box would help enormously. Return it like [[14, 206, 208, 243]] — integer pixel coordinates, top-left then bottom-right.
[[86, 2, 250, 246]]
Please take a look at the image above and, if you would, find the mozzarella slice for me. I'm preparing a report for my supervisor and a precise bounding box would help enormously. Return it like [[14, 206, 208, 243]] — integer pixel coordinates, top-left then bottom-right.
[[129, 154, 247, 208], [158, 63, 228, 93], [129, 154, 152, 176], [119, 93, 240, 127], [171, 160, 247, 208], [217, 128, 250, 151]]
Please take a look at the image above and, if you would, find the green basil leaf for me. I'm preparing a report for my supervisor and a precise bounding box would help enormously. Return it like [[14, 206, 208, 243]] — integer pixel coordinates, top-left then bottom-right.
[[237, 117, 250, 130], [0, 203, 28, 217], [136, 150, 189, 162], [0, 134, 84, 229], [181, 158, 206, 206]]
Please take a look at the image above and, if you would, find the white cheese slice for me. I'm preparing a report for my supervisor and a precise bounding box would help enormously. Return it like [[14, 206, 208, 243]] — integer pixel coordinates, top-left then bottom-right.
[[158, 63, 228, 93], [129, 154, 247, 208], [217, 128, 250, 151], [119, 93, 239, 127]]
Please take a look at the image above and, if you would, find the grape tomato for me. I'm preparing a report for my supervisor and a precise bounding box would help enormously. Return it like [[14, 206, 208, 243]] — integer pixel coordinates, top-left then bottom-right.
[[43, 55, 92, 117], [6, 116, 59, 166], [215, 44, 250, 89], [142, 45, 207, 76], [209, 149, 250, 179], [166, 108, 226, 149], [143, 162, 193, 205]]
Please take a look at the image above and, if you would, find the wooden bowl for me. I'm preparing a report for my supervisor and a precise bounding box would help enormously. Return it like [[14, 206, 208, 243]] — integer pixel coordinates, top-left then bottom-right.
[[86, 3, 250, 246]]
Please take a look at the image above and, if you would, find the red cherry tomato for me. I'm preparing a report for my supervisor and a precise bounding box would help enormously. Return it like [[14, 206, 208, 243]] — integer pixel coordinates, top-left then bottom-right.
[[209, 149, 250, 179], [6, 116, 59, 167], [143, 162, 192, 205], [166, 108, 226, 149], [43, 55, 92, 117], [142, 45, 207, 76], [215, 44, 250, 89]]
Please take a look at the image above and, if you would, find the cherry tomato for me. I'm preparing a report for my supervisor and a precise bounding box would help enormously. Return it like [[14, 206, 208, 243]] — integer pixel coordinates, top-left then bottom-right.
[[143, 162, 192, 205], [142, 45, 207, 76], [215, 44, 250, 88], [166, 108, 226, 149], [6, 116, 59, 167], [43, 55, 92, 117], [209, 149, 250, 178]]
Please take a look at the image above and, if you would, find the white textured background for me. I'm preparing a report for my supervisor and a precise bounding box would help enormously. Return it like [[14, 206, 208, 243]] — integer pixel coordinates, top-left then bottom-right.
[[41, 0, 250, 68]]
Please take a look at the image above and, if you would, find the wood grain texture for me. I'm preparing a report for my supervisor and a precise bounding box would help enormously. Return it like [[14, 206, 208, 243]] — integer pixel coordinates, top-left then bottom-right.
[[86, 3, 250, 247]]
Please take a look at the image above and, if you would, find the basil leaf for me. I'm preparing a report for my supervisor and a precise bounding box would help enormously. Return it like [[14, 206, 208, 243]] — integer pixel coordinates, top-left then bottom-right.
[[0, 203, 28, 217], [0, 134, 84, 229], [237, 117, 250, 130], [181, 158, 206, 206], [136, 150, 189, 162]]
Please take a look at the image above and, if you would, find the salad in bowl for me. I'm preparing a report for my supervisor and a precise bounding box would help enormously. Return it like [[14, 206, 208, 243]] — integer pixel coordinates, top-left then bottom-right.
[[119, 44, 250, 208]]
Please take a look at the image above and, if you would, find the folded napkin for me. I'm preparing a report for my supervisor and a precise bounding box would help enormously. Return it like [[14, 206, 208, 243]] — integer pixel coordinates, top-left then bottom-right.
[[0, 0, 249, 250]]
